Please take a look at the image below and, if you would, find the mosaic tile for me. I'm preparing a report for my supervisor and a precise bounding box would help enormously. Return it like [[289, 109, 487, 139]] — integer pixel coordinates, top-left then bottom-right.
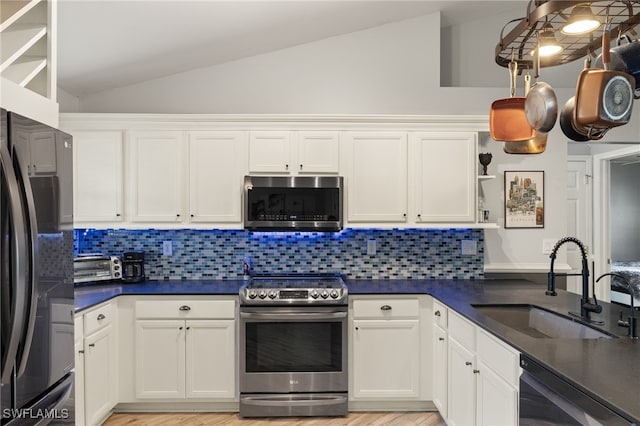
[[74, 228, 485, 280]]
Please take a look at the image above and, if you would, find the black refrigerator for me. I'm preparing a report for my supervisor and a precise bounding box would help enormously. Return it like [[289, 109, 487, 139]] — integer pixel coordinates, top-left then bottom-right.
[[0, 109, 75, 425]]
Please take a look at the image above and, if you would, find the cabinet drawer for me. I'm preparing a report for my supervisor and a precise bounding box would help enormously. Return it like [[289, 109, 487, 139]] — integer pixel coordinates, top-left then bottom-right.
[[433, 299, 448, 329], [135, 299, 236, 319], [477, 328, 519, 386], [448, 311, 475, 351], [352, 298, 419, 319], [84, 302, 114, 335]]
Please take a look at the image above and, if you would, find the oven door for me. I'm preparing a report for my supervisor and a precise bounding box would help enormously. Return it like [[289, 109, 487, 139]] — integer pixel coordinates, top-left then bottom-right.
[[239, 305, 348, 394]]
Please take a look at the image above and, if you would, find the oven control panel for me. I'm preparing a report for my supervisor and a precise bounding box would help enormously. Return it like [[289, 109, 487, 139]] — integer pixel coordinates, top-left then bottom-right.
[[240, 276, 348, 305]]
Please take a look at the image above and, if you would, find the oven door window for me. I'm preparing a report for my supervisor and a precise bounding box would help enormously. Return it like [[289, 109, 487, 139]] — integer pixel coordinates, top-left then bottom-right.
[[247, 187, 340, 222], [245, 322, 342, 373]]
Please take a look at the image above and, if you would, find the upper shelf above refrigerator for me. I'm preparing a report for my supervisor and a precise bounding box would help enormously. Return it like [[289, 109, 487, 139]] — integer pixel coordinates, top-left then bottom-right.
[[495, 0, 640, 70]]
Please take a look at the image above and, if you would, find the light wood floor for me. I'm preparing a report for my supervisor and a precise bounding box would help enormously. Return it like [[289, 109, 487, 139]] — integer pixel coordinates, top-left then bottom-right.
[[103, 411, 446, 426]]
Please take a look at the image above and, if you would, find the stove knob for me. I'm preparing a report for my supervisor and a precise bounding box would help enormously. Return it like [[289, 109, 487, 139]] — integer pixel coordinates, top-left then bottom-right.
[[268, 290, 278, 299], [320, 290, 329, 299], [247, 290, 257, 299], [258, 290, 267, 299], [310, 289, 319, 299], [330, 289, 340, 299]]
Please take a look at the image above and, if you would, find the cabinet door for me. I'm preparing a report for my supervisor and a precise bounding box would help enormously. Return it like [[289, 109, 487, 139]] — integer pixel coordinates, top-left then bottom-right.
[[344, 132, 407, 223], [135, 320, 185, 399], [248, 131, 291, 173], [433, 325, 448, 419], [73, 131, 123, 222], [297, 131, 340, 174], [185, 320, 236, 399], [188, 132, 247, 223], [74, 340, 85, 426], [447, 337, 476, 426], [129, 131, 184, 222], [84, 325, 116, 426], [352, 319, 420, 399], [476, 359, 518, 426], [410, 132, 476, 223]]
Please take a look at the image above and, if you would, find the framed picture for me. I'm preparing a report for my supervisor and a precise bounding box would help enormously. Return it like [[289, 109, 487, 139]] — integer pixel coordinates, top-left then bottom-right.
[[504, 171, 544, 228]]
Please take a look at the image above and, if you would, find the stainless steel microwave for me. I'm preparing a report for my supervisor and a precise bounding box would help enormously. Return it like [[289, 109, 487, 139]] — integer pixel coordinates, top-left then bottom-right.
[[243, 175, 343, 232]]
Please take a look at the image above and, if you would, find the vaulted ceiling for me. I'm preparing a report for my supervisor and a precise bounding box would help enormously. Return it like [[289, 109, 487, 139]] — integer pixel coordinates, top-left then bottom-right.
[[57, 1, 526, 97]]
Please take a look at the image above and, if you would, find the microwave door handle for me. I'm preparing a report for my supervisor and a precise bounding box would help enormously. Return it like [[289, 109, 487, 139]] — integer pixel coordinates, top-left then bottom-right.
[[0, 144, 29, 384], [12, 149, 38, 378]]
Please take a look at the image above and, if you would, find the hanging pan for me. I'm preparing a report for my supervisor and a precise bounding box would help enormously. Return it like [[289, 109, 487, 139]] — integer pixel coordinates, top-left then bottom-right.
[[525, 38, 558, 133], [594, 34, 640, 99], [574, 23, 634, 132], [505, 76, 547, 154], [490, 59, 538, 142]]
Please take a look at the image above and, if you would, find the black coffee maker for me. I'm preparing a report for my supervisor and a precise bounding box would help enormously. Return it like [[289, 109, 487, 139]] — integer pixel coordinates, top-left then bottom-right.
[[122, 251, 145, 283]]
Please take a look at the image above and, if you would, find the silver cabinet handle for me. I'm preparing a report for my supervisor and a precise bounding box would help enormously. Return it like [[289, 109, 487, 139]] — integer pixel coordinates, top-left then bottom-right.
[[435, 310, 441, 317], [179, 305, 191, 311], [97, 314, 106, 320], [380, 305, 392, 311]]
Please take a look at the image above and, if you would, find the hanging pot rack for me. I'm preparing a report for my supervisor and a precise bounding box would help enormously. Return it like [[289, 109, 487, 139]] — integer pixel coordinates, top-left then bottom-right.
[[495, 0, 640, 70]]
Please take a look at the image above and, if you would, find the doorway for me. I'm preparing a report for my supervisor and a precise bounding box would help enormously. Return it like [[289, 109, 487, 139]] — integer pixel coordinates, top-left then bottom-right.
[[592, 145, 640, 304]]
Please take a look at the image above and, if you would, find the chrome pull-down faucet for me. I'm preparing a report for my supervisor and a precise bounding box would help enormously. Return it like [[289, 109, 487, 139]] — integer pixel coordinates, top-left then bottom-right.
[[547, 237, 603, 323], [596, 272, 638, 339]]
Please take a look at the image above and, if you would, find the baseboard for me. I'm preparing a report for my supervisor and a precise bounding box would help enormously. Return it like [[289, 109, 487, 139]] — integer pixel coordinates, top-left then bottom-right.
[[347, 400, 437, 412], [114, 401, 239, 412]]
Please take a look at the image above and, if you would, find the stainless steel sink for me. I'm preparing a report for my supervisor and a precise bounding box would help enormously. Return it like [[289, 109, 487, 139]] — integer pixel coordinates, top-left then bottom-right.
[[471, 304, 614, 339]]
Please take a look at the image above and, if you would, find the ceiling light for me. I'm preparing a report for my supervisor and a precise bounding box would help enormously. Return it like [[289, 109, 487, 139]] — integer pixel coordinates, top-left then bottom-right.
[[562, 4, 600, 35], [533, 22, 564, 57]]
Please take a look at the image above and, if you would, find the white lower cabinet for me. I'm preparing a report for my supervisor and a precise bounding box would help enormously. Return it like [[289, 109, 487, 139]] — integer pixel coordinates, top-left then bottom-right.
[[448, 337, 477, 426], [134, 299, 236, 400], [432, 324, 448, 418], [349, 296, 431, 405], [437, 307, 520, 426], [76, 301, 118, 426]]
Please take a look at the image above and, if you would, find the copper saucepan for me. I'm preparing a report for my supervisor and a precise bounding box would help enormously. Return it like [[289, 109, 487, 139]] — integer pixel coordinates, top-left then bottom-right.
[[490, 60, 538, 142], [574, 26, 634, 132]]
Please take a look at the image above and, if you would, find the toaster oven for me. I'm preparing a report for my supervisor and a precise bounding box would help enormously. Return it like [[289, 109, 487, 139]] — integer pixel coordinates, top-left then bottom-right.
[[74, 254, 121, 284]]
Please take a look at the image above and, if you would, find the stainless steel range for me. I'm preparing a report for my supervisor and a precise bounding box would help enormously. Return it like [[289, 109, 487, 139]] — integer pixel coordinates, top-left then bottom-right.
[[238, 273, 348, 417]]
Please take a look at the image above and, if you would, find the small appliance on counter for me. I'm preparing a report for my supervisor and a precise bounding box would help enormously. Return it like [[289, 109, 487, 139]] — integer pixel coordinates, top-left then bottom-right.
[[122, 251, 145, 283], [74, 254, 121, 284]]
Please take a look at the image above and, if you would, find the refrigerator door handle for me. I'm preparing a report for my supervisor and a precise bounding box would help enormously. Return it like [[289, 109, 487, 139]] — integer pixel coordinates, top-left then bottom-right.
[[0, 143, 29, 384], [12, 149, 39, 378]]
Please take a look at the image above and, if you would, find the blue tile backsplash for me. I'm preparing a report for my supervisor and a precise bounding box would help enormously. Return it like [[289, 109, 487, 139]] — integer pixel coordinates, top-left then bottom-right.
[[74, 228, 484, 280]]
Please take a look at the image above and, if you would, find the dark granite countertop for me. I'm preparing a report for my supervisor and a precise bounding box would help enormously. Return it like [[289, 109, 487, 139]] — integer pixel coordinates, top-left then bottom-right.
[[75, 278, 640, 423]]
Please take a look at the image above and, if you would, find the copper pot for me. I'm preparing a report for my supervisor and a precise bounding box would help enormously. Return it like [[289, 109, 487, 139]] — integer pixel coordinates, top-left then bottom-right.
[[574, 28, 634, 130], [490, 60, 538, 142], [503, 132, 547, 154]]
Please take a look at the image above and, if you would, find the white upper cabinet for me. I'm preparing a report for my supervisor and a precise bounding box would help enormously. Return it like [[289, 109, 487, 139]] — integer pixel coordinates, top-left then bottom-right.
[[249, 131, 340, 175], [188, 131, 247, 224], [343, 132, 407, 223], [409, 132, 476, 223], [73, 131, 123, 223], [296, 131, 340, 174], [248, 131, 292, 173], [128, 131, 185, 223]]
